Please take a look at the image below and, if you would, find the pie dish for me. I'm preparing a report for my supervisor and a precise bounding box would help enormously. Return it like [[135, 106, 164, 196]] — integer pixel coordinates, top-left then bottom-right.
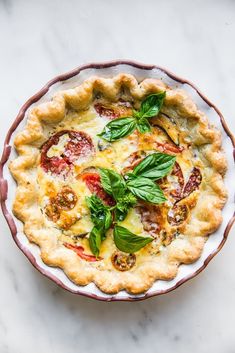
[[1, 61, 234, 300]]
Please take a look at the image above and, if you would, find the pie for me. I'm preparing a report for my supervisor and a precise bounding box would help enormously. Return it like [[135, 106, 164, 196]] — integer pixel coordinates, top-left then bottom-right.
[[9, 73, 228, 294]]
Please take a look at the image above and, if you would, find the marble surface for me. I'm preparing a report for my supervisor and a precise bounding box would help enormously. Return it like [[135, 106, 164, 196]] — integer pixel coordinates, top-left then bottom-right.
[[0, 0, 235, 352]]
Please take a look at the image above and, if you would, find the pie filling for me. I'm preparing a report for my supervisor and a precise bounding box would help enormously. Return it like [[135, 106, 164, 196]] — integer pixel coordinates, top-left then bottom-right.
[[10, 74, 227, 294], [38, 96, 203, 268]]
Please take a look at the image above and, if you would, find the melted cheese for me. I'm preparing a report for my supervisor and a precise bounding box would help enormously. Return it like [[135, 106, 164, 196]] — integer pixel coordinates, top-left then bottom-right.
[[38, 101, 198, 255], [47, 133, 69, 158], [119, 208, 146, 236]]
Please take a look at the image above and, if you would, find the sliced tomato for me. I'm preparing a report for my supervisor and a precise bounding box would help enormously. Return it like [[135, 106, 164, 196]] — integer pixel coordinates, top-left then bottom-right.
[[41, 130, 94, 175], [81, 172, 115, 206], [45, 201, 60, 222], [169, 162, 185, 200], [155, 142, 183, 154], [136, 203, 163, 237], [94, 101, 132, 120], [94, 103, 119, 120], [111, 252, 136, 271], [55, 186, 77, 211], [44, 186, 77, 225], [64, 243, 102, 262], [183, 167, 202, 198], [42, 157, 70, 176], [167, 204, 188, 226]]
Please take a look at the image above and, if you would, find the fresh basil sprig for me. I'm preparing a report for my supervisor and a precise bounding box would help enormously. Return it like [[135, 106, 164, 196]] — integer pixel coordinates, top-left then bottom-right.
[[128, 152, 176, 180], [113, 225, 153, 253], [114, 193, 137, 221], [136, 117, 151, 133], [137, 92, 166, 118], [99, 168, 126, 199], [98, 117, 136, 142], [86, 152, 176, 256], [89, 226, 102, 258], [86, 195, 112, 256], [99, 168, 137, 221], [98, 92, 166, 142], [126, 176, 166, 204], [86, 194, 112, 232]]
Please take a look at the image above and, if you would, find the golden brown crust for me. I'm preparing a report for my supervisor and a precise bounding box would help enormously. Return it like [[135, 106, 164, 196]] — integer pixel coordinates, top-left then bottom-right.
[[9, 73, 228, 294]]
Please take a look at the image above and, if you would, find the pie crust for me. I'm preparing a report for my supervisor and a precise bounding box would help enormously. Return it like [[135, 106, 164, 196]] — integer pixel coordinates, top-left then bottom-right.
[[9, 74, 228, 294]]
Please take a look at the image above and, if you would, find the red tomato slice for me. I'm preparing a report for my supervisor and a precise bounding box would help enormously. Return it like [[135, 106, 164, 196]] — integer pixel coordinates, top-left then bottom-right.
[[169, 162, 185, 201], [136, 203, 163, 237], [94, 103, 119, 120], [155, 142, 183, 154], [94, 102, 132, 120], [167, 204, 188, 226], [82, 172, 115, 206], [41, 130, 94, 175], [64, 243, 102, 262], [183, 167, 202, 198]]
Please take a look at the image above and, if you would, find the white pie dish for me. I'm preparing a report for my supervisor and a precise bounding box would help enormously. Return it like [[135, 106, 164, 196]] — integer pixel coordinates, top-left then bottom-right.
[[0, 60, 234, 301]]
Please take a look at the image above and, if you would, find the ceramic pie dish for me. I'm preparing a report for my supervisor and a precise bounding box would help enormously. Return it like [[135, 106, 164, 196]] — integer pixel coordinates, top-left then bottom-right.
[[0, 60, 234, 301]]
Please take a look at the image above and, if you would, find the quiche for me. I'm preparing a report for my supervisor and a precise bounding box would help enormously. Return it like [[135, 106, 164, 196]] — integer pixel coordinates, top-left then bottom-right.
[[9, 74, 228, 294]]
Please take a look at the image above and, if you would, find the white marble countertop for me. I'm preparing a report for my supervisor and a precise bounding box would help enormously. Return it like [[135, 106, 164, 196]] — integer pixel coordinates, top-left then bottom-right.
[[0, 0, 235, 352]]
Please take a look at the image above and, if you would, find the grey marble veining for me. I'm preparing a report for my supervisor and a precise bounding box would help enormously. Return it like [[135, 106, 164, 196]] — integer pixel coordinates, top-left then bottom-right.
[[0, 0, 235, 352]]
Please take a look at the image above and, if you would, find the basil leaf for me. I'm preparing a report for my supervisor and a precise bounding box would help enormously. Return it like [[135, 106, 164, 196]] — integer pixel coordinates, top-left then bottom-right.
[[99, 168, 126, 200], [86, 196, 112, 256], [115, 193, 137, 221], [126, 176, 166, 204], [113, 225, 153, 253], [89, 226, 102, 257], [86, 195, 112, 231], [99, 169, 137, 221], [140, 92, 166, 118], [103, 208, 112, 232], [98, 117, 136, 142], [130, 153, 176, 180], [136, 118, 151, 133], [115, 207, 128, 222]]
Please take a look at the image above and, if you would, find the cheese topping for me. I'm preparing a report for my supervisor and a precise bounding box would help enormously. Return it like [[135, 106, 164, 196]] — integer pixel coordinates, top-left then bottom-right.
[[37, 99, 201, 257], [46, 133, 70, 158]]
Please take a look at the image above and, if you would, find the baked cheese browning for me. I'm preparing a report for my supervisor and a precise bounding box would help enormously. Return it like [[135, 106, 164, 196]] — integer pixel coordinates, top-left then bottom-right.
[[45, 202, 60, 222], [44, 186, 78, 229], [10, 73, 227, 294], [138, 128, 184, 155], [55, 186, 78, 210]]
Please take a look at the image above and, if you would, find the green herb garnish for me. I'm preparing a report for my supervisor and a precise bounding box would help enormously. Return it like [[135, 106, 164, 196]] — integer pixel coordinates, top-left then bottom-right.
[[99, 168, 137, 221], [126, 176, 166, 204], [98, 92, 166, 142], [86, 151, 175, 256], [113, 225, 153, 253], [114, 193, 137, 221], [99, 168, 126, 199], [86, 195, 112, 257], [128, 152, 176, 180], [98, 117, 136, 142]]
